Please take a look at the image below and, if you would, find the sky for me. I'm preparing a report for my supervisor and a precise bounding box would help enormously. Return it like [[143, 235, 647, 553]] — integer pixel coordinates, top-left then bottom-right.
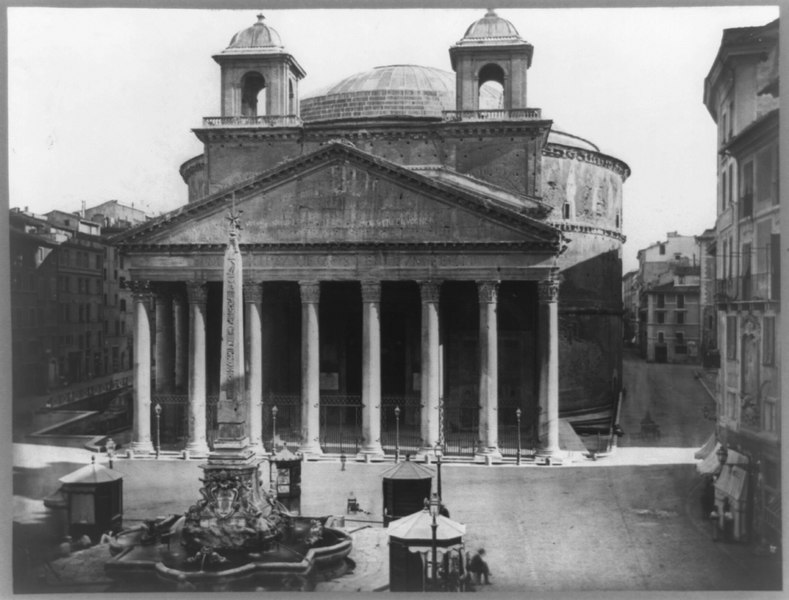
[[7, 4, 780, 273]]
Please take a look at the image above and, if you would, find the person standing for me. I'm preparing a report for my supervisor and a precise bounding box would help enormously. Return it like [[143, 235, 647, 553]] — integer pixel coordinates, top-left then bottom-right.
[[468, 548, 491, 584]]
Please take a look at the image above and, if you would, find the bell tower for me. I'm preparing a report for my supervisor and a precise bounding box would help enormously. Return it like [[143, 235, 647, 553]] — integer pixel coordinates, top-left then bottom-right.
[[449, 9, 534, 112], [213, 14, 306, 118]]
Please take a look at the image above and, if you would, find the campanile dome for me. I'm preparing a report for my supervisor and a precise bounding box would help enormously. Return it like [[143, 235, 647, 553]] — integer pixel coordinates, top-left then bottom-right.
[[458, 8, 523, 44], [224, 14, 284, 53]]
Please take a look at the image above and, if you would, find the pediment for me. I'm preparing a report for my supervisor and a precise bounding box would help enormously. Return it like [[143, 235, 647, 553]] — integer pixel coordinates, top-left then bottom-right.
[[118, 143, 562, 250]]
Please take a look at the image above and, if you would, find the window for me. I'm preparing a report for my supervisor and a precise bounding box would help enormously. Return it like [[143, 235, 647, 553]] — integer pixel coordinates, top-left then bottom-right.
[[562, 203, 571, 219], [676, 332, 684, 344], [770, 233, 780, 300], [657, 312, 665, 324], [659, 243, 666, 255], [676, 311, 685, 324], [763, 316, 775, 366], [676, 295, 684, 308], [656, 294, 665, 308], [727, 163, 734, 207], [740, 160, 754, 219], [657, 332, 665, 344], [726, 315, 737, 359]]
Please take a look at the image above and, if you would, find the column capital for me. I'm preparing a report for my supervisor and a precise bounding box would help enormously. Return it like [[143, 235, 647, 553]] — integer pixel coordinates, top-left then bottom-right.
[[186, 281, 208, 305], [361, 280, 381, 303], [299, 281, 321, 304], [419, 280, 442, 304], [243, 281, 263, 304], [477, 281, 499, 304], [127, 279, 152, 301], [538, 277, 560, 304]]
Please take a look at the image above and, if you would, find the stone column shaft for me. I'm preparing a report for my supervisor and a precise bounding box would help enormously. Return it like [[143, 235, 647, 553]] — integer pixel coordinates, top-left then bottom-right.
[[130, 282, 154, 454], [185, 282, 209, 456], [539, 277, 561, 458], [358, 281, 384, 460], [476, 281, 502, 463], [299, 282, 323, 457], [417, 281, 441, 459], [244, 282, 265, 454]]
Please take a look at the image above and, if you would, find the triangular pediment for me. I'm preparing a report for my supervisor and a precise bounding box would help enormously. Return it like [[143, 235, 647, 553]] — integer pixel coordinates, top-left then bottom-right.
[[116, 142, 562, 251]]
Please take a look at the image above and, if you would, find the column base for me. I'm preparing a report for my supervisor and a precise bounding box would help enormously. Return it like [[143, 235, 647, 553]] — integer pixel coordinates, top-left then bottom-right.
[[415, 447, 441, 463], [534, 448, 565, 466], [297, 442, 324, 460], [473, 447, 503, 464], [356, 445, 386, 462], [184, 441, 210, 458], [130, 440, 155, 455]]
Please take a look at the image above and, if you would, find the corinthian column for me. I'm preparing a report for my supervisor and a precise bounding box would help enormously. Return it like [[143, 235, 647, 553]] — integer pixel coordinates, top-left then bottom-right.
[[129, 280, 154, 454], [244, 281, 265, 455], [538, 276, 562, 462], [475, 281, 503, 463], [173, 292, 188, 392], [417, 281, 441, 460], [154, 287, 174, 393], [299, 281, 323, 458], [185, 281, 209, 456], [358, 281, 385, 461]]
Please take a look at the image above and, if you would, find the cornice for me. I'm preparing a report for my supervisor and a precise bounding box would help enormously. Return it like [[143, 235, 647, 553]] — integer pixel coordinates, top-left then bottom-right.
[[549, 221, 626, 243], [543, 143, 631, 181], [121, 240, 560, 253]]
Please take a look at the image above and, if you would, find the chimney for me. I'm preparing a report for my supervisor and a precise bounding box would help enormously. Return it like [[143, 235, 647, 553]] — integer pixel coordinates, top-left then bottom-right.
[[81, 200, 86, 218]]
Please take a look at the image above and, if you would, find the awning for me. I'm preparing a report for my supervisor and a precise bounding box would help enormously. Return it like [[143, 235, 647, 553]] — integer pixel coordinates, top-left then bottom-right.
[[696, 443, 722, 475], [387, 508, 466, 546], [714, 465, 749, 502], [694, 432, 716, 460]]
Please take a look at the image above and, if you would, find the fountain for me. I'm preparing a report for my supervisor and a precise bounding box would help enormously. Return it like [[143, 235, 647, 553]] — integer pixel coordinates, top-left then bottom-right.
[[104, 204, 351, 592]]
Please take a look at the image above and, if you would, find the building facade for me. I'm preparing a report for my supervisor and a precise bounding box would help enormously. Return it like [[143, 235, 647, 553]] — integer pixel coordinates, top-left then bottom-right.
[[115, 11, 629, 461], [703, 18, 780, 547], [9, 201, 147, 397]]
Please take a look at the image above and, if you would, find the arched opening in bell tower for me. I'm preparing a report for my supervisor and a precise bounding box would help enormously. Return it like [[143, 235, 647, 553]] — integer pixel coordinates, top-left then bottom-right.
[[478, 63, 506, 109], [241, 71, 267, 116]]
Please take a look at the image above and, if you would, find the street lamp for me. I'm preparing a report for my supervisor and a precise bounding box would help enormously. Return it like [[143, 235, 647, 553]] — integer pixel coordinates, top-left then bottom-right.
[[394, 406, 401, 463], [271, 405, 278, 449], [428, 492, 440, 590], [106, 437, 116, 469], [154, 403, 162, 459], [515, 408, 522, 466], [435, 442, 443, 502]]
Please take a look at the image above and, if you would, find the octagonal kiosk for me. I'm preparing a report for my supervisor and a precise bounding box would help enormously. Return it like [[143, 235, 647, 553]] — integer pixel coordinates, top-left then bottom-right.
[[387, 506, 466, 591], [58, 457, 123, 543], [381, 459, 434, 526], [269, 444, 303, 513]]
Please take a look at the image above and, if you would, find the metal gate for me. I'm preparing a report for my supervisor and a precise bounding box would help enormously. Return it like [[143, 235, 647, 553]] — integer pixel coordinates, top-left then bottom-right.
[[320, 394, 362, 454], [261, 393, 302, 450], [381, 395, 422, 456]]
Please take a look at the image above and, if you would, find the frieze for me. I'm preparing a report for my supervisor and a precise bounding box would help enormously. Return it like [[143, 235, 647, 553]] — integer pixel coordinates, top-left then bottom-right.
[[361, 280, 381, 303], [551, 221, 626, 243], [477, 281, 500, 304], [538, 277, 561, 304], [299, 281, 321, 303], [419, 281, 442, 303], [186, 281, 208, 304], [243, 281, 263, 304], [543, 143, 631, 180]]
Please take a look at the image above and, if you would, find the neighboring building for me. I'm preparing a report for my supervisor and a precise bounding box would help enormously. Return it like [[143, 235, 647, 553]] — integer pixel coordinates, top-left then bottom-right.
[[640, 267, 701, 363], [633, 232, 702, 362], [703, 18, 780, 547], [696, 227, 720, 367], [9, 201, 148, 396], [114, 11, 630, 461]]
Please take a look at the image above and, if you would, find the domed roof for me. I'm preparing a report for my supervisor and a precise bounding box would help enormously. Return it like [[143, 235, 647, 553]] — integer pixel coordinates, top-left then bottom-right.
[[461, 9, 522, 42], [222, 14, 284, 54], [300, 65, 501, 122]]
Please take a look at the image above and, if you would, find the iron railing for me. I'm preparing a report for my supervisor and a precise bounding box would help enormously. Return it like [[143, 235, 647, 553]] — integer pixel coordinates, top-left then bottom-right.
[[381, 395, 423, 455], [442, 108, 542, 121], [202, 115, 303, 128], [716, 274, 779, 302]]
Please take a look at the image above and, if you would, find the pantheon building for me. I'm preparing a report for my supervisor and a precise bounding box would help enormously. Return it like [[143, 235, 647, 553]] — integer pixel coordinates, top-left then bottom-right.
[[115, 10, 630, 463]]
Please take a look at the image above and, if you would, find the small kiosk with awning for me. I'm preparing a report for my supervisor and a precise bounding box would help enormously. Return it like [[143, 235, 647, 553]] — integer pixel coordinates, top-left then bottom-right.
[[387, 498, 467, 592], [57, 457, 123, 542], [381, 459, 434, 526], [713, 448, 751, 542]]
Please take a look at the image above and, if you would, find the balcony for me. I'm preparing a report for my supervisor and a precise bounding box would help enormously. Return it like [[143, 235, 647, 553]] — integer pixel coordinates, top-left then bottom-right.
[[715, 273, 779, 303], [201, 115, 303, 128], [442, 108, 542, 122]]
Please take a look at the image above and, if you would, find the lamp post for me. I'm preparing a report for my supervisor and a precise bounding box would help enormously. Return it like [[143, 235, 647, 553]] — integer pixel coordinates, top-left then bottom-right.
[[154, 402, 162, 459], [106, 437, 116, 469], [394, 406, 401, 463], [428, 492, 439, 590], [435, 442, 443, 501], [271, 405, 278, 449], [515, 408, 522, 466]]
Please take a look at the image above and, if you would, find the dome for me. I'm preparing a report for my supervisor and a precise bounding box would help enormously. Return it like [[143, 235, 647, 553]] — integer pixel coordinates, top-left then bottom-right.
[[456, 9, 525, 46], [300, 65, 501, 122], [224, 14, 283, 52], [547, 128, 600, 153]]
